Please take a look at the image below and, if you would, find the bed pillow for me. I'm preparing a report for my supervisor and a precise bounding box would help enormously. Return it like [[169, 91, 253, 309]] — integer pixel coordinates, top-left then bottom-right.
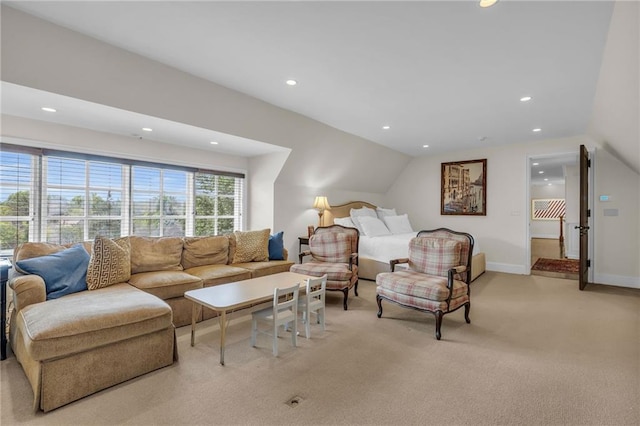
[[350, 207, 377, 234], [268, 231, 285, 260], [376, 207, 397, 220], [358, 216, 392, 237], [334, 217, 356, 228], [383, 214, 414, 234], [15, 243, 90, 300]]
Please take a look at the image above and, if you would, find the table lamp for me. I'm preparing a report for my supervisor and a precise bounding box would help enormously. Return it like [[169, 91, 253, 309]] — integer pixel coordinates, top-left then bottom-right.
[[313, 196, 330, 227]]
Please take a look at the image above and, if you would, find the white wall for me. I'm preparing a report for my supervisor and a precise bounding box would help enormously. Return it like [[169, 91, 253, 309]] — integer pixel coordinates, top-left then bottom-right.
[[587, 1, 640, 175], [592, 149, 640, 287], [248, 151, 290, 231], [1, 115, 248, 174], [530, 184, 565, 239]]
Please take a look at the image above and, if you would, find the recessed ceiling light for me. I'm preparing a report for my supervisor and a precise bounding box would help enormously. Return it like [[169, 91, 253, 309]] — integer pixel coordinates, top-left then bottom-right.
[[532, 162, 539, 166], [547, 183, 552, 186], [423, 144, 429, 148], [210, 141, 219, 145], [142, 127, 153, 132], [544, 178, 548, 181], [520, 96, 532, 102], [532, 128, 542, 132], [539, 171, 544, 174], [41, 107, 57, 112], [479, 0, 498, 8], [382, 125, 390, 130], [285, 79, 297, 86]]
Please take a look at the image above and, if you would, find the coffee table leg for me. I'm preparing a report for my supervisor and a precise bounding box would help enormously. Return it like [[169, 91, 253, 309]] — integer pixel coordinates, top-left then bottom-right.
[[190, 302, 200, 347], [219, 310, 227, 365]]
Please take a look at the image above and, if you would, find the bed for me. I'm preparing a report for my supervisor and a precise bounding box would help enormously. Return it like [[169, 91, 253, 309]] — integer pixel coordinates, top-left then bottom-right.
[[323, 201, 486, 281]]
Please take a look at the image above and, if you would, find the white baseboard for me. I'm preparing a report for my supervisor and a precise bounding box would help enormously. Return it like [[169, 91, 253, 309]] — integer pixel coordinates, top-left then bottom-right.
[[486, 262, 528, 275], [593, 273, 640, 289]]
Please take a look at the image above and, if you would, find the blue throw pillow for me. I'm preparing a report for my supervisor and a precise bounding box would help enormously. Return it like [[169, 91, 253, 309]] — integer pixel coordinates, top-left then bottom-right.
[[268, 231, 285, 260], [16, 244, 90, 300]]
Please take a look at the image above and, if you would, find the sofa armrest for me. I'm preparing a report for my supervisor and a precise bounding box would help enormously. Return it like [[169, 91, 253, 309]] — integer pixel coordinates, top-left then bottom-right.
[[9, 273, 46, 313]]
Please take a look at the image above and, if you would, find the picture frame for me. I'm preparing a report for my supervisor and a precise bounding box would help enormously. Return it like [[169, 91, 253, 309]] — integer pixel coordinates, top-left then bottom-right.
[[531, 198, 566, 220], [441, 158, 486, 216]]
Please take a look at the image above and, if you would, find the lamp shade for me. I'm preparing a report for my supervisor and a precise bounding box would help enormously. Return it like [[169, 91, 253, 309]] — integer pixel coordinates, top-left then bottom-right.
[[313, 196, 330, 211]]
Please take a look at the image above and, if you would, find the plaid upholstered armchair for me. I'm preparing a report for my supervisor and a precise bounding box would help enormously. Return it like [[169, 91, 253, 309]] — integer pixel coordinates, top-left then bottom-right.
[[290, 225, 359, 310], [375, 228, 474, 340]]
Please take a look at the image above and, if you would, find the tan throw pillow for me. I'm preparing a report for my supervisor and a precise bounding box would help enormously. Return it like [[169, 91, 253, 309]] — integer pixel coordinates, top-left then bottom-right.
[[86, 236, 131, 290], [232, 229, 270, 263]]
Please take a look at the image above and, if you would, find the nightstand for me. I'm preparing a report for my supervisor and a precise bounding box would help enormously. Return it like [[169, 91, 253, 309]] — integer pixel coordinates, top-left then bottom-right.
[[1, 259, 11, 361], [298, 236, 310, 253]]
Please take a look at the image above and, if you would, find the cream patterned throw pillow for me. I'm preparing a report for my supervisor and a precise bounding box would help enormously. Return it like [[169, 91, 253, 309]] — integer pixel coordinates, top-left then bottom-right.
[[86, 236, 131, 290], [233, 229, 270, 263]]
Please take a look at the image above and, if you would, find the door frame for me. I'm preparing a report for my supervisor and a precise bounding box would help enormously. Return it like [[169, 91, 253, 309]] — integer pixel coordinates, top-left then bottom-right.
[[525, 150, 595, 281]]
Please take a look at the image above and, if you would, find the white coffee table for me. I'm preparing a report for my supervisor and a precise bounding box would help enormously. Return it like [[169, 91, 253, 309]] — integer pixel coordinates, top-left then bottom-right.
[[184, 271, 315, 365]]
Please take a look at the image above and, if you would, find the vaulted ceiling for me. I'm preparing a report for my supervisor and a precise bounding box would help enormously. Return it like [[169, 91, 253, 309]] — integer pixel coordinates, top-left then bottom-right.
[[3, 1, 615, 162]]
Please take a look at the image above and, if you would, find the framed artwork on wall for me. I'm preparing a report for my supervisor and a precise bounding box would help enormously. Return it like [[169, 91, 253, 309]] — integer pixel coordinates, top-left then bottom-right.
[[441, 158, 487, 216], [531, 198, 566, 220]]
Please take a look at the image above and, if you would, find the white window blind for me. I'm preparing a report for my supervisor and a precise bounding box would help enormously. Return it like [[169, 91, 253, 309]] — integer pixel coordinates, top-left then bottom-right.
[[0, 149, 37, 255], [0, 142, 245, 251]]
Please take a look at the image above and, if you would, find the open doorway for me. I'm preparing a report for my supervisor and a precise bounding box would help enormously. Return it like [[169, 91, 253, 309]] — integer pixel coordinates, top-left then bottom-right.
[[528, 153, 579, 279]]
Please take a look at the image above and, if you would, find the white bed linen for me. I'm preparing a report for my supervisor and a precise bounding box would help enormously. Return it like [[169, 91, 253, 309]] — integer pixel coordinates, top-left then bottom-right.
[[358, 233, 415, 264], [358, 232, 479, 264]]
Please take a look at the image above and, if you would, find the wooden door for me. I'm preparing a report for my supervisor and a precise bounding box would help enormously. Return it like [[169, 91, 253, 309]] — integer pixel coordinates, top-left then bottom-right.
[[577, 145, 590, 290]]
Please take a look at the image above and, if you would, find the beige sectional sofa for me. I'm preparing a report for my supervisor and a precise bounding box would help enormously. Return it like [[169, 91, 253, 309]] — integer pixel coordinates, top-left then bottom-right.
[[8, 232, 294, 411]]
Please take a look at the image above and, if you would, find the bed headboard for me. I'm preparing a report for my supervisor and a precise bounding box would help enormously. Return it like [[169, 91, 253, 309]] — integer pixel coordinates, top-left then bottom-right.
[[324, 201, 377, 225]]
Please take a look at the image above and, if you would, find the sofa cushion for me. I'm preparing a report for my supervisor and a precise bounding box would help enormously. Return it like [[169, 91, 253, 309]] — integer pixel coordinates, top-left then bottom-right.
[[130, 236, 184, 274], [16, 283, 172, 361], [86, 236, 131, 290], [184, 264, 252, 287], [232, 260, 294, 278], [232, 229, 270, 263], [128, 270, 202, 300], [15, 244, 90, 300], [181, 236, 229, 269]]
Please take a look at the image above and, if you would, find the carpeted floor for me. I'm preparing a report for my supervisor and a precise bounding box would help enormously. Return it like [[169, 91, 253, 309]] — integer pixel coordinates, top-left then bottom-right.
[[1, 272, 639, 425], [531, 257, 580, 274]]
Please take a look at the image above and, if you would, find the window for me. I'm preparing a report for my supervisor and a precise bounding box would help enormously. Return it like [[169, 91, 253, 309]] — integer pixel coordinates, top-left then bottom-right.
[[0, 143, 244, 255], [0, 149, 36, 254]]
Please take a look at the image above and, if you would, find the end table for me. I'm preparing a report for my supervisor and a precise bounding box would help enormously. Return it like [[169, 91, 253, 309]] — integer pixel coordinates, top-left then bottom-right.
[[1, 259, 11, 361]]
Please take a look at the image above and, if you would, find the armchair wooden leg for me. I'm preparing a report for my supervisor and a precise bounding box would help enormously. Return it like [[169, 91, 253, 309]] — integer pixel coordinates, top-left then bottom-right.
[[376, 295, 383, 318], [435, 311, 443, 340], [354, 280, 359, 297], [342, 288, 349, 310], [464, 303, 471, 324]]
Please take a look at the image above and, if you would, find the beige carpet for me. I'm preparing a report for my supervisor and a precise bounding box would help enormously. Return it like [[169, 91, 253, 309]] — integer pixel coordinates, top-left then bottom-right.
[[2, 272, 639, 425]]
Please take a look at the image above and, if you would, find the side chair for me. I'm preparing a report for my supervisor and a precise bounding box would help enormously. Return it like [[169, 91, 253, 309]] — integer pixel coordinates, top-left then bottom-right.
[[290, 225, 359, 310], [299, 274, 327, 338], [375, 228, 474, 340], [251, 283, 299, 356]]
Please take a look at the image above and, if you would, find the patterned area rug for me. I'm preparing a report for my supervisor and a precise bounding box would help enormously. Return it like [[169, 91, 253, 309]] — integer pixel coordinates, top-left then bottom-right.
[[532, 258, 579, 274]]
